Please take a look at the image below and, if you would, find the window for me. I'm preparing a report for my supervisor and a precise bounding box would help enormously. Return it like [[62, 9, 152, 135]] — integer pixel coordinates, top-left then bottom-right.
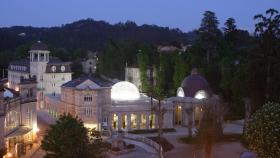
[[51, 66, 56, 72], [84, 95, 93, 102], [84, 108, 93, 116]]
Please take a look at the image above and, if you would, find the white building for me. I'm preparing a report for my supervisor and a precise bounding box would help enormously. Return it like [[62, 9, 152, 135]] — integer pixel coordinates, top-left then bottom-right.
[[0, 79, 38, 158], [44, 69, 214, 132], [8, 41, 72, 109], [125, 67, 155, 92], [81, 51, 97, 74]]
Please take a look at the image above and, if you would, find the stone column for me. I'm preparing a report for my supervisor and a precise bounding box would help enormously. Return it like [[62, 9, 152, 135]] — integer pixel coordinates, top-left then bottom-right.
[[37, 53, 40, 61], [136, 113, 141, 129], [127, 113, 131, 130], [155, 114, 158, 128], [145, 113, 149, 129], [118, 113, 122, 131], [108, 114, 112, 130], [44, 53, 46, 61]]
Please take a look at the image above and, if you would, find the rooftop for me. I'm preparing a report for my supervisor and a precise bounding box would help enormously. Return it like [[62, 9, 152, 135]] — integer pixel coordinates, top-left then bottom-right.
[[62, 74, 114, 88], [30, 41, 48, 51]]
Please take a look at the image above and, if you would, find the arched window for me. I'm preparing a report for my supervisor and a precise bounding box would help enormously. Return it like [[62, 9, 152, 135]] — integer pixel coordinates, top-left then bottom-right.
[[194, 90, 208, 99]]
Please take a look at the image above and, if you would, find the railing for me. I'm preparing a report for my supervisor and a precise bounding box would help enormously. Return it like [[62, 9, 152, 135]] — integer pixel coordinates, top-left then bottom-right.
[[114, 132, 163, 158]]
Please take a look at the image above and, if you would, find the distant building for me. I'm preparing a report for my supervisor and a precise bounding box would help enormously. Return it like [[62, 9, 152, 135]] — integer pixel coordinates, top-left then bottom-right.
[[0, 79, 37, 158], [7, 41, 72, 109], [157, 44, 191, 53], [81, 51, 97, 74], [125, 67, 155, 92]]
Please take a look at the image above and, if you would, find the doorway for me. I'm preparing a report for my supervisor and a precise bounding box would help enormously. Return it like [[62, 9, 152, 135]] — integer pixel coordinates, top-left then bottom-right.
[[175, 104, 182, 125]]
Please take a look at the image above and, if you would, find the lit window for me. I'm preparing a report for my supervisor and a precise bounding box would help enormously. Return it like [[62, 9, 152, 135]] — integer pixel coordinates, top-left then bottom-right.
[[194, 90, 208, 100], [177, 87, 185, 97]]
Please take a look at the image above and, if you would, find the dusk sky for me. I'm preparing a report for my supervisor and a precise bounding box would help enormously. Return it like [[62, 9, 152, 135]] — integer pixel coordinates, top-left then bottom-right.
[[1, 0, 280, 33]]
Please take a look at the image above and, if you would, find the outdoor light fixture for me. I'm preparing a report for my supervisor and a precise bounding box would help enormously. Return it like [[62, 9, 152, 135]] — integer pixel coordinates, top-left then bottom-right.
[[111, 81, 140, 101]]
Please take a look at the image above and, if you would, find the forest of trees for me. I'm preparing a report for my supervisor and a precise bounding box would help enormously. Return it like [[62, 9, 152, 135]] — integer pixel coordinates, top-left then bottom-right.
[[0, 9, 279, 120], [99, 9, 280, 120]]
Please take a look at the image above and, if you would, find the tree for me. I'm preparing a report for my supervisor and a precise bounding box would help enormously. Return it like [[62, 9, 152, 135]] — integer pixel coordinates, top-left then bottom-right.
[[198, 11, 223, 64], [248, 8, 280, 110], [152, 54, 167, 140], [41, 114, 109, 158], [173, 53, 187, 90], [254, 8, 280, 101], [244, 102, 280, 158], [224, 18, 237, 35], [137, 51, 149, 92], [196, 97, 224, 158], [42, 114, 89, 158]]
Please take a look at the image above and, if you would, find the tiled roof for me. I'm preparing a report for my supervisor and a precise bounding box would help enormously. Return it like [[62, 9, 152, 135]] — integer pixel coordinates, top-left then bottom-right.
[[62, 74, 113, 88], [45, 60, 72, 73], [8, 59, 30, 73], [30, 41, 48, 51]]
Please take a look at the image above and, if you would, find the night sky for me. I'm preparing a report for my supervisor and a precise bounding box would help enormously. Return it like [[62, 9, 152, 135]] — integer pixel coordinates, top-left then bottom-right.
[[1, 0, 280, 32]]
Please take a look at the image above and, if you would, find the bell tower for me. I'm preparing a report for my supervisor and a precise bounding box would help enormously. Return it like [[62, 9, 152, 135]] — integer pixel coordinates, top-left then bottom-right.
[[29, 41, 50, 109]]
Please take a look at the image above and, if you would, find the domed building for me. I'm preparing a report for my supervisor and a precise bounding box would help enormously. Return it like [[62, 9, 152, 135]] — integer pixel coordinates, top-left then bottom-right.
[[44, 75, 173, 131], [177, 68, 212, 99], [167, 68, 214, 126], [44, 69, 214, 131]]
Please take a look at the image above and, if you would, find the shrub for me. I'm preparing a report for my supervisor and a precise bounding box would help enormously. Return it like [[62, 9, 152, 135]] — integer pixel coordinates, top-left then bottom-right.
[[244, 102, 280, 158]]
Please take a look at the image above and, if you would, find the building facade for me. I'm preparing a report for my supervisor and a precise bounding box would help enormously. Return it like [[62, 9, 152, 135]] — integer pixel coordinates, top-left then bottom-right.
[[125, 67, 155, 92], [44, 69, 213, 132], [7, 41, 72, 109], [0, 79, 38, 158], [81, 51, 98, 74]]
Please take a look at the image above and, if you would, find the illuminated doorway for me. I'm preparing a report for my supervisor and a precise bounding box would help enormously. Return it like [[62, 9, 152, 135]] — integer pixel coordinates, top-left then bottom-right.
[[112, 114, 118, 130], [175, 105, 182, 125], [122, 114, 127, 129]]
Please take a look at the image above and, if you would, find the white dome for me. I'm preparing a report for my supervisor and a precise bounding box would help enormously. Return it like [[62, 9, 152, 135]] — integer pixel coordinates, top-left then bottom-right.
[[111, 81, 140, 101]]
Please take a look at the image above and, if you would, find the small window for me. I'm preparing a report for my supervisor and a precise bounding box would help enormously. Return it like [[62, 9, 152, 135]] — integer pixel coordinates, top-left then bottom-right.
[[84, 95, 93, 102]]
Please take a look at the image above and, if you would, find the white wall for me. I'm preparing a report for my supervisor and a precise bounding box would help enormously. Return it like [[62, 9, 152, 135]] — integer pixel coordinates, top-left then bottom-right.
[[8, 70, 29, 89], [43, 73, 72, 95]]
